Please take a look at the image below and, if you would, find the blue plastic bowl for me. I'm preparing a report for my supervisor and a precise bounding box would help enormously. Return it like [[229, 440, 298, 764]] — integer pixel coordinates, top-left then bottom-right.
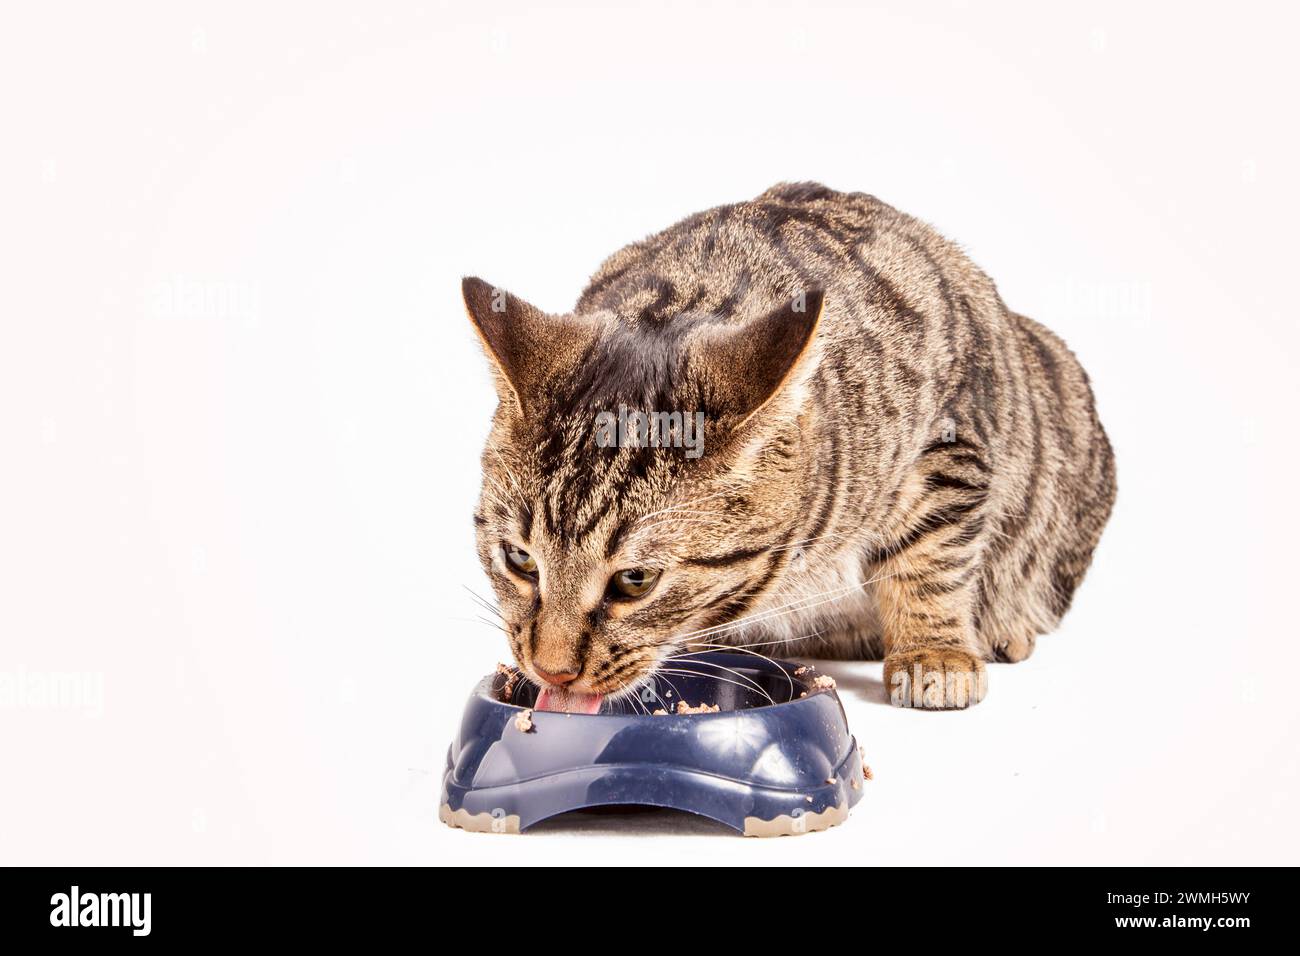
[[439, 652, 865, 837]]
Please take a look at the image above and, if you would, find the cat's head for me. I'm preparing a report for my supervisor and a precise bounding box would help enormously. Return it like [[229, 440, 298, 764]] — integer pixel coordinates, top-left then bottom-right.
[[462, 276, 823, 712]]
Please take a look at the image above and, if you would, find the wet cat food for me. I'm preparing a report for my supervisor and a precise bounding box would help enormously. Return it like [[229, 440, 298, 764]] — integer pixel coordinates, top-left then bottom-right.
[[513, 708, 534, 733]]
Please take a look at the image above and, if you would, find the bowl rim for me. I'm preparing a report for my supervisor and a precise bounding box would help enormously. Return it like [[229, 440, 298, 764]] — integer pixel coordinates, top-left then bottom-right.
[[479, 651, 833, 719]]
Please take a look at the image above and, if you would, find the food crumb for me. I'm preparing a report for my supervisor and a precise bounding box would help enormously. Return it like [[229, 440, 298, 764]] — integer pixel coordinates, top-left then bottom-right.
[[857, 746, 874, 781], [794, 665, 813, 676], [675, 700, 720, 715], [650, 702, 719, 715], [825, 776, 836, 785], [805, 796, 813, 803], [851, 776, 861, 791], [812, 674, 837, 690], [513, 708, 534, 733]]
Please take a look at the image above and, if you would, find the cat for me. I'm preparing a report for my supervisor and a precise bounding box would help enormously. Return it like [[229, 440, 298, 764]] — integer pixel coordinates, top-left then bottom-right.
[[463, 182, 1115, 710]]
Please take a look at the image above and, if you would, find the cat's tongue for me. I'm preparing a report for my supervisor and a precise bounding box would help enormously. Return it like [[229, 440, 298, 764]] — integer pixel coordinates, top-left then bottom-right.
[[534, 687, 604, 714]]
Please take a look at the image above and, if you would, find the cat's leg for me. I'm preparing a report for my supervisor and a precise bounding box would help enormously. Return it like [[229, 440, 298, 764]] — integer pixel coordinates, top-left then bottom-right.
[[873, 450, 991, 709]]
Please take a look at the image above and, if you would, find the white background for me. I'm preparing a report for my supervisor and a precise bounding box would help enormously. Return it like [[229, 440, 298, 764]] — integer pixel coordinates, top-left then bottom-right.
[[2, 0, 1297, 865]]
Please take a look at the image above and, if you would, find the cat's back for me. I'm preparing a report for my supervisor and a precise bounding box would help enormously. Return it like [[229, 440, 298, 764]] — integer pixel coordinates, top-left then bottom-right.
[[567, 184, 1113, 662], [576, 182, 996, 334]]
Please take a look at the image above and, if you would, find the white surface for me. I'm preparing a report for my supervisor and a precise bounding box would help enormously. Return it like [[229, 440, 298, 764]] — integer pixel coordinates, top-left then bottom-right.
[[2, 0, 1297, 865]]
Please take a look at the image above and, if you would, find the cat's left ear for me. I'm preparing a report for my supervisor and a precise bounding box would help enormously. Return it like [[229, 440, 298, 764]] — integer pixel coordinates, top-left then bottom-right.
[[462, 276, 594, 412], [689, 289, 825, 429]]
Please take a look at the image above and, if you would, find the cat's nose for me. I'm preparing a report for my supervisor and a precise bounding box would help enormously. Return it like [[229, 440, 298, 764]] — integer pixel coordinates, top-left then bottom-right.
[[533, 666, 579, 686]]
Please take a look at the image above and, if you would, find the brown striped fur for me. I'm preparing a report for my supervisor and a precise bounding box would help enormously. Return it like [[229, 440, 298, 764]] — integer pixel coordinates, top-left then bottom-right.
[[464, 182, 1116, 709]]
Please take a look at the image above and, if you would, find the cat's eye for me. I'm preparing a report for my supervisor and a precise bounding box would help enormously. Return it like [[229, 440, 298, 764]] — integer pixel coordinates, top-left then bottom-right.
[[503, 543, 538, 578], [610, 568, 660, 600]]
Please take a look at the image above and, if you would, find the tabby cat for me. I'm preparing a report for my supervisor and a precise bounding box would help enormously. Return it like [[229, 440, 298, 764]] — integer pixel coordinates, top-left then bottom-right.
[[463, 183, 1115, 710]]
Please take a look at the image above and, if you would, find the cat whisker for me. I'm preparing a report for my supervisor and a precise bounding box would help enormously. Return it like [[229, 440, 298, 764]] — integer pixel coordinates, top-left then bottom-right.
[[631, 516, 729, 536], [665, 650, 785, 702], [771, 530, 849, 551], [637, 508, 725, 521], [657, 654, 777, 703], [615, 666, 683, 715], [462, 584, 503, 619], [452, 614, 508, 634], [636, 489, 737, 522], [671, 577, 875, 644], [686, 632, 808, 650], [624, 688, 649, 715], [793, 625, 832, 647], [641, 682, 673, 713], [653, 668, 777, 706], [671, 565, 906, 647], [770, 528, 874, 553], [598, 652, 657, 704], [643, 667, 686, 712]]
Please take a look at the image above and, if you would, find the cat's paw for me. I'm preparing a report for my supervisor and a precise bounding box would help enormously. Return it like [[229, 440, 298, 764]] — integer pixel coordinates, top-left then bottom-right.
[[992, 630, 1036, 663], [883, 648, 987, 709]]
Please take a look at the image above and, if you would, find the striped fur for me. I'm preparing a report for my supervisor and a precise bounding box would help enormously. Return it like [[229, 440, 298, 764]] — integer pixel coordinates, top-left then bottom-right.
[[464, 182, 1116, 709]]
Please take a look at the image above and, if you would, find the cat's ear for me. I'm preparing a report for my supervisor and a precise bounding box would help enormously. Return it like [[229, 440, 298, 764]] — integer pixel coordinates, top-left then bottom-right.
[[691, 289, 825, 428], [462, 276, 591, 412]]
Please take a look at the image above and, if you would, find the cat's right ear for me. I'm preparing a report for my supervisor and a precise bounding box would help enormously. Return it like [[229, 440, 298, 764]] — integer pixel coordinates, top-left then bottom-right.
[[688, 289, 825, 431], [462, 276, 584, 412]]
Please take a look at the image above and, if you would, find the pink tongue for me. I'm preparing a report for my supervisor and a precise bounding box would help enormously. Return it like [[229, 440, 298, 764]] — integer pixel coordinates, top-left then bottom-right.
[[535, 688, 604, 714]]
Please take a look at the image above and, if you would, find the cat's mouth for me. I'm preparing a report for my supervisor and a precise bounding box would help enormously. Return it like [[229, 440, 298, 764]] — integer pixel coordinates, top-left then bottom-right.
[[533, 687, 605, 714]]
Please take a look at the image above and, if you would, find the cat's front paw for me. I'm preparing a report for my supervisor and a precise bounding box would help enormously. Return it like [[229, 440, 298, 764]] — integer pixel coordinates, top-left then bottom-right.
[[883, 648, 987, 709]]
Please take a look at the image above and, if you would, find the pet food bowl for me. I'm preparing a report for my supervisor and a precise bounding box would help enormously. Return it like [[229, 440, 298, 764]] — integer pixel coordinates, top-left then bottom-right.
[[439, 652, 865, 837]]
